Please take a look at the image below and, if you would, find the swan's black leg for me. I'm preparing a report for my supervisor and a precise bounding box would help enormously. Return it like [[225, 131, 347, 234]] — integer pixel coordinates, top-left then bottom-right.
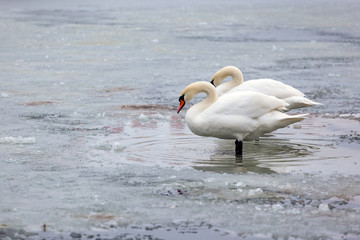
[[235, 140, 243, 156]]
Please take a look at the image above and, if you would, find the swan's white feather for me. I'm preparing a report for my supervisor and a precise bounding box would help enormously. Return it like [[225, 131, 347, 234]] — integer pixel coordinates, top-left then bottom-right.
[[205, 91, 287, 119], [227, 79, 304, 98]]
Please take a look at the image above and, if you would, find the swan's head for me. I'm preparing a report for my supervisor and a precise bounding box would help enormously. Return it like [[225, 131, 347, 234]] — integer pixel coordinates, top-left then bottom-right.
[[177, 84, 196, 114], [210, 66, 243, 87], [177, 81, 214, 113]]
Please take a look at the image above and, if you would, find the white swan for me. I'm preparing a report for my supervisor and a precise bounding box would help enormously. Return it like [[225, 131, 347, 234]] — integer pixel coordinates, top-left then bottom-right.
[[177, 81, 307, 155], [210, 66, 321, 110]]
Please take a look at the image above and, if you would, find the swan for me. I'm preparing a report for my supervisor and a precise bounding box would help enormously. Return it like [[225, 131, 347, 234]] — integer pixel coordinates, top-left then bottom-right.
[[210, 66, 321, 110], [177, 81, 307, 155]]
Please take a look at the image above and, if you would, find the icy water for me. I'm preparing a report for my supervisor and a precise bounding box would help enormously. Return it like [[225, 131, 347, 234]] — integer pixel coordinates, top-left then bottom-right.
[[1, 0, 360, 239]]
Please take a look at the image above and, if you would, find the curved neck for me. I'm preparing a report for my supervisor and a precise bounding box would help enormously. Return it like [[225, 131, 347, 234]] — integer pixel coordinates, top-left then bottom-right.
[[186, 82, 218, 114], [223, 66, 244, 85], [195, 82, 218, 110], [214, 66, 244, 95], [183, 82, 218, 135]]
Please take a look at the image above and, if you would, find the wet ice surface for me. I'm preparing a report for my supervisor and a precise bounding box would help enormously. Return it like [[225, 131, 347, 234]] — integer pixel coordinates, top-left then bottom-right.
[[1, 0, 360, 239]]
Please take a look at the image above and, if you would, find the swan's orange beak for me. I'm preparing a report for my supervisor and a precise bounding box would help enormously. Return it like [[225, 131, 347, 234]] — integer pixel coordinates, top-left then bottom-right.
[[177, 94, 185, 114], [177, 99, 185, 113]]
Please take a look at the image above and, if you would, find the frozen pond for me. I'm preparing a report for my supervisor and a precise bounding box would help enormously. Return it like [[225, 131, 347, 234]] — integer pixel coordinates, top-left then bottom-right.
[[1, 0, 360, 239]]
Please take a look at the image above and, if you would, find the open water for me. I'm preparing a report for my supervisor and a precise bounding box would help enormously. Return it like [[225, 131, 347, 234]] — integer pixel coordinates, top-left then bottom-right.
[[1, 0, 360, 239]]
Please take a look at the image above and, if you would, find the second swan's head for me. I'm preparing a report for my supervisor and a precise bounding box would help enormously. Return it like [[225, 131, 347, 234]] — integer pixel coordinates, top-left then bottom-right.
[[210, 66, 243, 87]]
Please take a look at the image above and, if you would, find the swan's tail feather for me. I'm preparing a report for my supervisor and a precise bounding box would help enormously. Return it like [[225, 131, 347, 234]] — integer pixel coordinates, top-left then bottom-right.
[[284, 96, 322, 110], [258, 112, 308, 135], [310, 100, 322, 106], [302, 98, 322, 107], [277, 113, 308, 127]]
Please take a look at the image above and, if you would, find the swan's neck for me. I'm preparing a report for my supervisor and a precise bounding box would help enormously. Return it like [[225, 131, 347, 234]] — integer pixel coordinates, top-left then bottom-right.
[[194, 86, 217, 112], [223, 68, 244, 90], [229, 68, 244, 85], [217, 66, 244, 95], [186, 83, 218, 119]]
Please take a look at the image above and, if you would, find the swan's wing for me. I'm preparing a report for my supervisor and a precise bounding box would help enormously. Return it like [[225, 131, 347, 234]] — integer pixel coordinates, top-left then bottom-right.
[[229, 79, 305, 99], [207, 91, 288, 119]]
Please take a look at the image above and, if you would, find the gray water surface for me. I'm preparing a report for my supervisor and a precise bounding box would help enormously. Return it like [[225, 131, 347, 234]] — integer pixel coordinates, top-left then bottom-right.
[[1, 0, 360, 239]]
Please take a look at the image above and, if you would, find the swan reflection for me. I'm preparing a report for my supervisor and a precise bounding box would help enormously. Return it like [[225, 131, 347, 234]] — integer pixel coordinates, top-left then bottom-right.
[[193, 137, 315, 174]]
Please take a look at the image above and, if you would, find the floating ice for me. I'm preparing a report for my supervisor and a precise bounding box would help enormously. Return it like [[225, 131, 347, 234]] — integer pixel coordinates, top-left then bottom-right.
[[0, 136, 36, 144], [138, 113, 147, 120], [318, 203, 330, 213], [234, 182, 246, 187], [248, 188, 264, 197], [272, 204, 284, 211], [1, 92, 9, 98], [113, 142, 125, 152]]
